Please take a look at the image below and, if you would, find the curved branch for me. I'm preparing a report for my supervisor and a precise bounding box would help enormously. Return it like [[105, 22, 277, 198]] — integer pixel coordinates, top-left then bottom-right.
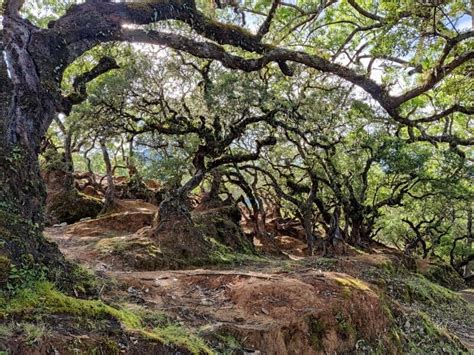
[[61, 56, 119, 114], [413, 104, 474, 123], [347, 0, 383, 22]]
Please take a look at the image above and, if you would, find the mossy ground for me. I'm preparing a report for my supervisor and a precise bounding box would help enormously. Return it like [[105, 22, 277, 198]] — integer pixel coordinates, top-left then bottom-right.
[[0, 280, 213, 354], [358, 260, 472, 353], [266, 254, 472, 353], [419, 260, 466, 290]]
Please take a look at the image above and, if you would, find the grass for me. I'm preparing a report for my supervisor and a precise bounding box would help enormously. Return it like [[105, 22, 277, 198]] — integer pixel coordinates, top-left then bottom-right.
[[308, 316, 325, 350], [0, 323, 14, 341], [141, 325, 213, 355], [22, 322, 50, 345]]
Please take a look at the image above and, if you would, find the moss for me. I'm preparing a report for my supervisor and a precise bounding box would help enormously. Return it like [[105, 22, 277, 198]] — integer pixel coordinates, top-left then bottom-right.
[[212, 334, 242, 354], [396, 310, 467, 354], [0, 209, 78, 292], [65, 264, 102, 296], [334, 276, 371, 291], [422, 261, 465, 291], [381, 260, 396, 274], [0, 323, 14, 341], [334, 313, 356, 340], [98, 337, 121, 354], [0, 281, 213, 354], [194, 207, 255, 255], [207, 237, 263, 265], [380, 300, 395, 323], [389, 328, 403, 349], [341, 286, 352, 299], [369, 266, 472, 353], [40, 147, 66, 173], [0, 281, 141, 327], [21, 322, 50, 345], [141, 325, 214, 355], [404, 274, 460, 305]]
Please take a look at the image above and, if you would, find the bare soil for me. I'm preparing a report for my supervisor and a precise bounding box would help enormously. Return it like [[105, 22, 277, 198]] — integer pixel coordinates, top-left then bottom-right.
[[43, 198, 473, 353]]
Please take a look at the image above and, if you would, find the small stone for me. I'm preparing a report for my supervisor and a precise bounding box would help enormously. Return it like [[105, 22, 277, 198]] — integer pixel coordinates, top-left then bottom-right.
[[201, 298, 214, 306]]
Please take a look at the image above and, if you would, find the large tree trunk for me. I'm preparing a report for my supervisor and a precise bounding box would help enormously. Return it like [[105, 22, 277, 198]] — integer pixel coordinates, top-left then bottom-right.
[[349, 217, 373, 246], [0, 12, 70, 281]]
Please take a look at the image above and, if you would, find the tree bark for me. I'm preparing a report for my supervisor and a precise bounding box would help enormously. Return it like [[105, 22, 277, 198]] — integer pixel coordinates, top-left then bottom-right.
[[157, 169, 205, 224], [0, 13, 70, 276], [302, 207, 315, 256], [100, 139, 116, 214]]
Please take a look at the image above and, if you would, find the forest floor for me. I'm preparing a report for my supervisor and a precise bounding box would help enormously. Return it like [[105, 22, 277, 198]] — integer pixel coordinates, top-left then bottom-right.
[[40, 199, 474, 354]]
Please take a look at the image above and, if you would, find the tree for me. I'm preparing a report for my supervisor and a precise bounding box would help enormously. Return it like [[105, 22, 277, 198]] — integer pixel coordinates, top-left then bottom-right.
[[0, 0, 472, 276], [91, 52, 280, 223]]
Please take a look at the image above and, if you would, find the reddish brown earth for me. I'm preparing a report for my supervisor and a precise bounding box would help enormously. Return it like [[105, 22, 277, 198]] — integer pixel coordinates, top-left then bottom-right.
[[44, 199, 395, 353], [43, 199, 473, 353]]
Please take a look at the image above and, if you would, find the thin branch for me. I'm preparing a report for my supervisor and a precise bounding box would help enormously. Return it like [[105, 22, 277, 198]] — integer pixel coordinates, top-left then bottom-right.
[[256, 0, 280, 40]]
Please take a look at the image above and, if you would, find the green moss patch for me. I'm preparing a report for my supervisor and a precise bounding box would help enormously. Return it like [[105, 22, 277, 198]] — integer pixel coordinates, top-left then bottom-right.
[[0, 281, 214, 354], [420, 261, 466, 291], [399, 274, 463, 306], [308, 316, 325, 350]]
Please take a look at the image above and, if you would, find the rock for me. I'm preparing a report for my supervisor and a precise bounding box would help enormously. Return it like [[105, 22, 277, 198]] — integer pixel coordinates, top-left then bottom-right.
[[46, 188, 103, 225], [201, 298, 214, 306]]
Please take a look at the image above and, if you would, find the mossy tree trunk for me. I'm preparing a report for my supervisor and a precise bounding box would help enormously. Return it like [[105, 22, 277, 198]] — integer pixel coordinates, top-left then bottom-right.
[[0, 3, 116, 280], [0, 11, 68, 275]]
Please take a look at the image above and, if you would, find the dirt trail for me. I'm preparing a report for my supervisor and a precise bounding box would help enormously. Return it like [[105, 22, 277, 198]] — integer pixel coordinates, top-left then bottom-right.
[[44, 200, 395, 353], [44, 199, 473, 353]]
